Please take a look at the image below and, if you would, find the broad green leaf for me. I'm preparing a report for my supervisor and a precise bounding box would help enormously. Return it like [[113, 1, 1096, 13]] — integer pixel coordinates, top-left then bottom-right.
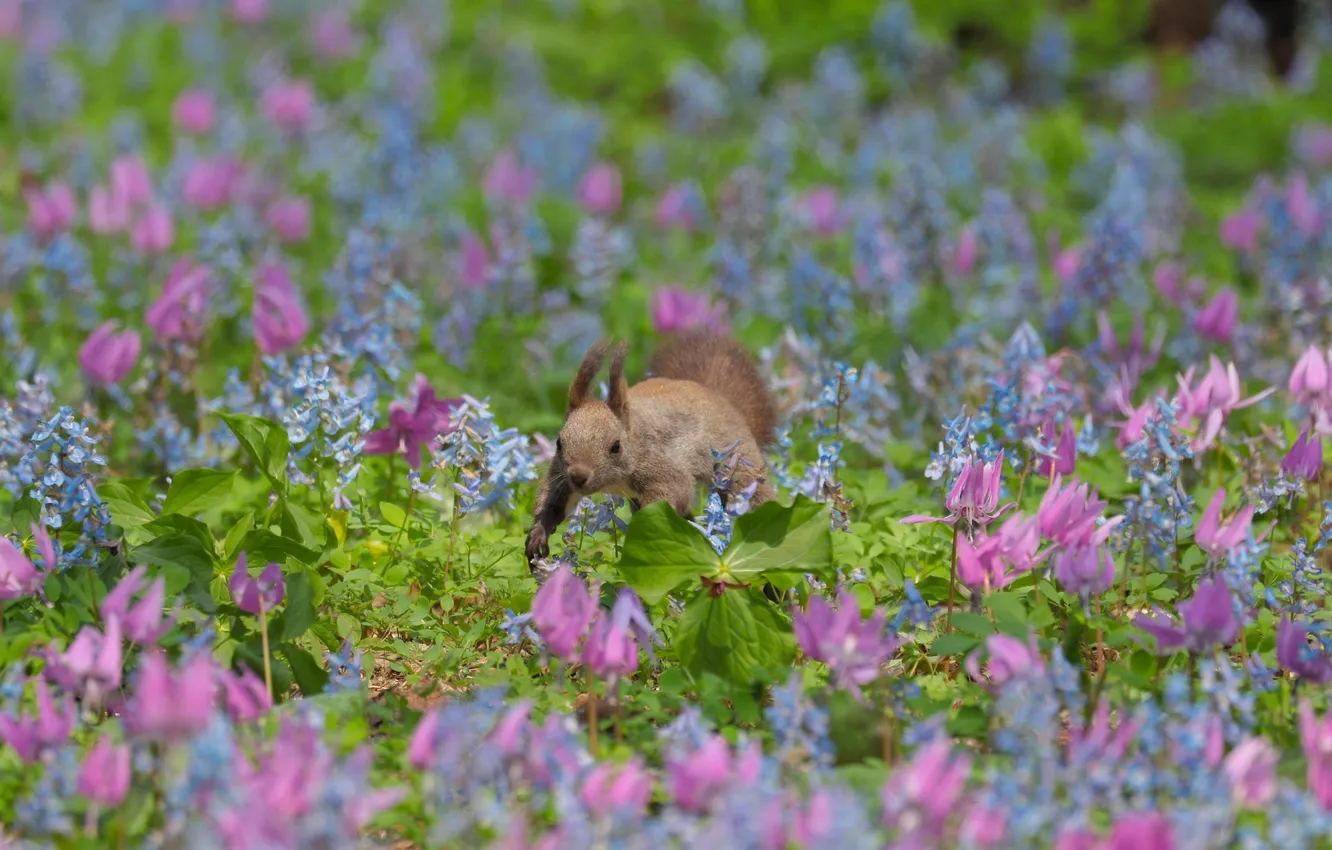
[[336, 613, 360, 641], [162, 468, 237, 516], [279, 500, 323, 549], [282, 644, 330, 695], [99, 482, 155, 529], [145, 515, 217, 559], [132, 534, 216, 612], [674, 588, 795, 682], [616, 501, 719, 605], [722, 496, 832, 581], [218, 412, 289, 491], [949, 613, 997, 637], [239, 528, 319, 566], [380, 501, 407, 529], [281, 569, 317, 640], [223, 512, 256, 560], [929, 633, 981, 656]]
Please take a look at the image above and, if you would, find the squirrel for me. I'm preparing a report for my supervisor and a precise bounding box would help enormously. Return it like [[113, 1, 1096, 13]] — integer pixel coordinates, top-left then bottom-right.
[[525, 332, 778, 569]]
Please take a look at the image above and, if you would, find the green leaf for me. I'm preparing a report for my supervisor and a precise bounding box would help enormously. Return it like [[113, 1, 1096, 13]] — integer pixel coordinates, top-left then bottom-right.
[[99, 482, 155, 529], [326, 509, 348, 547], [722, 496, 833, 580], [949, 613, 997, 636], [279, 500, 322, 549], [144, 514, 217, 558], [380, 501, 407, 529], [239, 528, 319, 566], [162, 468, 238, 516], [929, 633, 982, 656], [218, 412, 289, 491], [132, 533, 216, 612], [674, 588, 795, 682], [281, 569, 317, 641], [223, 512, 256, 560], [616, 501, 719, 604], [282, 644, 330, 695]]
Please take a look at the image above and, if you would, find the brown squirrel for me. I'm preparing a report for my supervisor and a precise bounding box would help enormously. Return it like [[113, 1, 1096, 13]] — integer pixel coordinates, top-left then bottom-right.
[[525, 332, 777, 568]]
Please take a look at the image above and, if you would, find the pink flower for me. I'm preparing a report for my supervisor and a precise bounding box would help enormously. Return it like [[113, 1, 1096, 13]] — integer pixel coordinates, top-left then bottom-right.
[[649, 286, 727, 335], [793, 589, 897, 694], [1294, 122, 1332, 168], [172, 89, 216, 135], [1133, 575, 1239, 653], [78, 321, 141, 385], [1193, 488, 1257, 559], [31, 523, 56, 571], [1219, 208, 1259, 252], [580, 608, 639, 680], [529, 565, 596, 661], [252, 261, 309, 354], [903, 451, 1013, 528], [1192, 288, 1238, 343], [579, 758, 652, 817], [264, 195, 311, 243], [363, 374, 460, 468], [1178, 356, 1274, 452], [965, 632, 1044, 686], [1053, 544, 1115, 597], [1031, 417, 1077, 479], [88, 184, 131, 234], [25, 183, 77, 241], [482, 149, 538, 206], [1290, 345, 1329, 404], [111, 155, 153, 209], [1287, 173, 1321, 237], [0, 677, 75, 763], [1038, 476, 1121, 549], [182, 157, 242, 210], [655, 183, 699, 231], [1303, 699, 1332, 810], [0, 537, 41, 600], [880, 739, 971, 841], [576, 162, 622, 216], [146, 259, 209, 343], [131, 206, 174, 254], [220, 666, 271, 723], [44, 619, 123, 705], [261, 80, 315, 132], [78, 737, 131, 806], [0, 1, 19, 39], [667, 735, 759, 813], [309, 9, 357, 59], [228, 553, 285, 614], [229, 0, 268, 24], [1223, 737, 1277, 809], [800, 186, 841, 236], [100, 566, 176, 645], [123, 650, 216, 743], [459, 231, 490, 290], [1283, 429, 1323, 482], [1105, 812, 1173, 850], [952, 224, 977, 275]]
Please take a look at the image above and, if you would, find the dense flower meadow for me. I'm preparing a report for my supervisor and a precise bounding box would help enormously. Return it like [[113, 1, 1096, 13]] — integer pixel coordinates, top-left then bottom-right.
[[4, 0, 1332, 847]]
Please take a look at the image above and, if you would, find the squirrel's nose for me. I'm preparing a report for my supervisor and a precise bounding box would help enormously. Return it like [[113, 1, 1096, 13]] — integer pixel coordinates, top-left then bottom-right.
[[568, 467, 590, 490]]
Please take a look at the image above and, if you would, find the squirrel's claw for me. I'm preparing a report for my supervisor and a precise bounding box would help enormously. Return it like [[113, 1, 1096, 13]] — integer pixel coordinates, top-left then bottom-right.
[[524, 524, 549, 570]]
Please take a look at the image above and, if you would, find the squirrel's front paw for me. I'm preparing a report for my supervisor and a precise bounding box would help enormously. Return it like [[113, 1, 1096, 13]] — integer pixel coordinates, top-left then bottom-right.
[[525, 525, 549, 569]]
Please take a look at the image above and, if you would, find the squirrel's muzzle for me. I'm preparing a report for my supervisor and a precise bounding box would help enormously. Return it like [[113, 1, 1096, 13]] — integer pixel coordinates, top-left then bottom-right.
[[567, 466, 591, 490]]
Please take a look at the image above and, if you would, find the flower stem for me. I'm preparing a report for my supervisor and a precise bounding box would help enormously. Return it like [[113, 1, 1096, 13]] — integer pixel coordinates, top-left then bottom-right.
[[613, 678, 623, 746], [444, 494, 461, 588], [947, 529, 958, 633], [259, 603, 273, 697], [587, 673, 599, 758]]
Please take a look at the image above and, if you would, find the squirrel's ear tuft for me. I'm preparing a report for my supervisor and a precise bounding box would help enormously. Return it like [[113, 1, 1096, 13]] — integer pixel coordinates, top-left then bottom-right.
[[569, 338, 612, 411], [606, 340, 630, 423]]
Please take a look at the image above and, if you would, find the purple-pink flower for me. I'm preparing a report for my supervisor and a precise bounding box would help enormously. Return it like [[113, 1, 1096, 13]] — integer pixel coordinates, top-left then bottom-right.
[[666, 735, 760, 813], [483, 149, 538, 206], [1283, 430, 1323, 482], [579, 758, 652, 817], [1302, 700, 1332, 810], [0, 677, 75, 763], [229, 0, 268, 23], [78, 736, 131, 806], [100, 566, 177, 645], [793, 589, 897, 694], [0, 537, 40, 600], [964, 632, 1044, 687], [649, 286, 727, 335], [800, 186, 841, 236], [261, 80, 314, 131], [146, 259, 209, 343], [123, 650, 216, 743], [529, 565, 597, 662], [1038, 476, 1121, 550], [25, 182, 77, 241], [44, 618, 123, 705], [78, 321, 141, 385], [265, 195, 311, 243], [1192, 287, 1238, 343], [576, 162, 622, 216], [1053, 544, 1115, 597], [310, 9, 357, 59], [220, 665, 272, 723], [1223, 736, 1277, 809], [655, 183, 700, 231], [363, 374, 461, 468], [229, 554, 285, 614], [88, 184, 131, 234], [1134, 575, 1239, 654], [1277, 618, 1332, 684], [1219, 207, 1259, 252], [172, 88, 216, 135], [1194, 488, 1257, 559], [252, 260, 309, 354], [952, 224, 977, 275], [459, 231, 490, 290], [903, 451, 1013, 528], [880, 738, 971, 842], [182, 157, 242, 210], [131, 206, 174, 254]]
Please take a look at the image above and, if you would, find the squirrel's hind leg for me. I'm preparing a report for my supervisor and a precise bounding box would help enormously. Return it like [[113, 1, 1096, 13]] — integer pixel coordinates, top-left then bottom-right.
[[638, 473, 695, 519]]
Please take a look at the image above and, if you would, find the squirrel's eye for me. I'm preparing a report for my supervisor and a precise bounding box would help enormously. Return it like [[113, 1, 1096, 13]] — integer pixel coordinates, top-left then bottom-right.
[[609, 440, 621, 455]]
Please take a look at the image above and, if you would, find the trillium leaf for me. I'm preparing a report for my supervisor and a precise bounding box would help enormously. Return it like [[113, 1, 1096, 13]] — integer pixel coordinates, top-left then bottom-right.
[[723, 496, 833, 581], [674, 588, 795, 682], [615, 501, 719, 605], [218, 412, 289, 492], [162, 468, 238, 517]]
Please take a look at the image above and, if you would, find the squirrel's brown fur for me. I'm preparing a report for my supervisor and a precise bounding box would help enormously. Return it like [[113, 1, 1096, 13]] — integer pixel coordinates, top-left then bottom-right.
[[525, 334, 777, 569]]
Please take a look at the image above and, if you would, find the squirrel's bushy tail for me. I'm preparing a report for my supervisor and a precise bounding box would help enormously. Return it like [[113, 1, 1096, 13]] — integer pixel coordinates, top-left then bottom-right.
[[648, 332, 777, 448]]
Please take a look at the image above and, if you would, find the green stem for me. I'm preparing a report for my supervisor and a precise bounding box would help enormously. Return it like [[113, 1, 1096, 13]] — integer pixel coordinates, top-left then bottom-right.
[[259, 603, 273, 698], [587, 673, 599, 758]]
